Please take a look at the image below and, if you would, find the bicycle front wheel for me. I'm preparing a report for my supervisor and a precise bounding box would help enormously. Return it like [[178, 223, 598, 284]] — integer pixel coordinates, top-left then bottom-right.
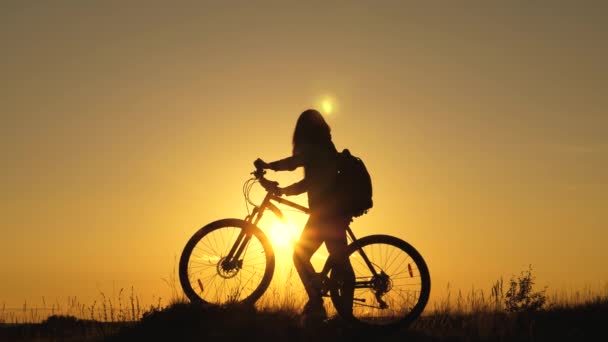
[[179, 218, 275, 306], [330, 234, 430, 330]]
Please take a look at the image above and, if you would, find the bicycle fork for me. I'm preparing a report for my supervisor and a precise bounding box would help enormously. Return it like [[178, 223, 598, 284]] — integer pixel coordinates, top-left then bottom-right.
[[222, 206, 265, 271]]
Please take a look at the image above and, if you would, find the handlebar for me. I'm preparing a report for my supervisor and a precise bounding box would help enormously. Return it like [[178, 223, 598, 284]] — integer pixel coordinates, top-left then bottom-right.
[[251, 168, 266, 179], [251, 168, 280, 195]]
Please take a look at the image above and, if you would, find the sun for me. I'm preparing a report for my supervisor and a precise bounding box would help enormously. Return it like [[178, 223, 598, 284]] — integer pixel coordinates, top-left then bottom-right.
[[316, 95, 337, 116], [267, 220, 296, 249], [322, 99, 333, 115]]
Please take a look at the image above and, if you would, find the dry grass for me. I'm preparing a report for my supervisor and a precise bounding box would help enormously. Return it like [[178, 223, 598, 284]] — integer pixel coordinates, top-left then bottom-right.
[[0, 286, 156, 325], [3, 279, 606, 324], [2, 269, 607, 341]]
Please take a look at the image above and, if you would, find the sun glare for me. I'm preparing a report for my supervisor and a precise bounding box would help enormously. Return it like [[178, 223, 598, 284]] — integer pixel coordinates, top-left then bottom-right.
[[268, 220, 296, 249], [322, 98, 333, 115]]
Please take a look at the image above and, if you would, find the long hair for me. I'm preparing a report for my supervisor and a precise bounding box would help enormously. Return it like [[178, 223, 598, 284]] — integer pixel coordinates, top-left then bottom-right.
[[292, 109, 332, 155]]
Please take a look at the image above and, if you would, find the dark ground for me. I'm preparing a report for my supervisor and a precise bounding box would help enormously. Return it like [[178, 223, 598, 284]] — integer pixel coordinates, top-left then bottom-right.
[[1, 300, 606, 342]]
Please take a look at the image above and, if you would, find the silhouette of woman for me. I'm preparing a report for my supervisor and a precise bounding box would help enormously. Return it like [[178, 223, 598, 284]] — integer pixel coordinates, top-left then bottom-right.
[[254, 109, 354, 321]]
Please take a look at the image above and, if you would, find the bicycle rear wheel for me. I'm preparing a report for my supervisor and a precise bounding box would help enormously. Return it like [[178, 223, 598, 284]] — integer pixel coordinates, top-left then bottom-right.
[[179, 218, 275, 306], [330, 234, 430, 330]]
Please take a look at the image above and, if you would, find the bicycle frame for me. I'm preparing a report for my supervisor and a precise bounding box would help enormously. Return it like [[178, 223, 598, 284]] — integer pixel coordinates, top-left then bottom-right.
[[223, 179, 381, 285]]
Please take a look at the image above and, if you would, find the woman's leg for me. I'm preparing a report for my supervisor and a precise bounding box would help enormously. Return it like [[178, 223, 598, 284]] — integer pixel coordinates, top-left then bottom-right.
[[293, 217, 324, 301], [324, 216, 355, 316]]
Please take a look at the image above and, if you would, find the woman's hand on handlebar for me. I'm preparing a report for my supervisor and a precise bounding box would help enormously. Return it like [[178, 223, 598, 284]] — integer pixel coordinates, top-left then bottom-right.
[[259, 177, 282, 195], [253, 158, 283, 195], [254, 158, 270, 170]]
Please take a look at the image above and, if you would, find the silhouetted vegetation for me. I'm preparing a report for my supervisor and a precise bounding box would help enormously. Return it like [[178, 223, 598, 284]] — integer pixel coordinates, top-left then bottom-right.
[[0, 314, 128, 341], [1, 267, 607, 341], [2, 294, 607, 342], [505, 265, 547, 313]]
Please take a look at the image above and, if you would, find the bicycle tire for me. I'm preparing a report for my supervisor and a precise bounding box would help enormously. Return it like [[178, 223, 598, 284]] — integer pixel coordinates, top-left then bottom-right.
[[179, 218, 275, 306], [330, 234, 430, 330]]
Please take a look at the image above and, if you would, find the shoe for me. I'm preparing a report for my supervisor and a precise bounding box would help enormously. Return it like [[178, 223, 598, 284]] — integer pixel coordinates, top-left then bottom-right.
[[301, 298, 327, 321]]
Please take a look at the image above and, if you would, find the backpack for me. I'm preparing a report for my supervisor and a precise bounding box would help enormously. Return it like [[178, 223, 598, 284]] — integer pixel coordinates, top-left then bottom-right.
[[335, 149, 373, 217]]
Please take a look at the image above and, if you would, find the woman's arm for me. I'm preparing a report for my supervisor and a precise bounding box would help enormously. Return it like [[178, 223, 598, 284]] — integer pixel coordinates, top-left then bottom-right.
[[254, 154, 307, 196], [267, 154, 305, 171], [280, 178, 308, 196]]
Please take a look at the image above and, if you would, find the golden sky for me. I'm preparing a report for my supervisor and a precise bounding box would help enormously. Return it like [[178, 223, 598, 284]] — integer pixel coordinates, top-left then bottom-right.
[[1, 1, 607, 311]]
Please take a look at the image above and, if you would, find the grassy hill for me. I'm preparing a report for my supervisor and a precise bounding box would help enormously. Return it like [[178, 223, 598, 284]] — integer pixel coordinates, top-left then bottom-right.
[[1, 298, 607, 342]]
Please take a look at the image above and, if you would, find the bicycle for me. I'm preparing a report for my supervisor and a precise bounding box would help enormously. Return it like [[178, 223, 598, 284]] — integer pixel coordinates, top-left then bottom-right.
[[179, 168, 431, 330]]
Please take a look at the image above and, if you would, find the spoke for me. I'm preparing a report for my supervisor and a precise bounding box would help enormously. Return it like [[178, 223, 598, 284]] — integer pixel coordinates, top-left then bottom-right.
[[342, 240, 428, 326], [184, 224, 271, 305], [390, 275, 423, 282]]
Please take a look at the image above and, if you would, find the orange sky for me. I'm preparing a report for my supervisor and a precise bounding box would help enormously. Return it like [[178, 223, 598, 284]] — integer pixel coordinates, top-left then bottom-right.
[[1, 1, 607, 312]]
